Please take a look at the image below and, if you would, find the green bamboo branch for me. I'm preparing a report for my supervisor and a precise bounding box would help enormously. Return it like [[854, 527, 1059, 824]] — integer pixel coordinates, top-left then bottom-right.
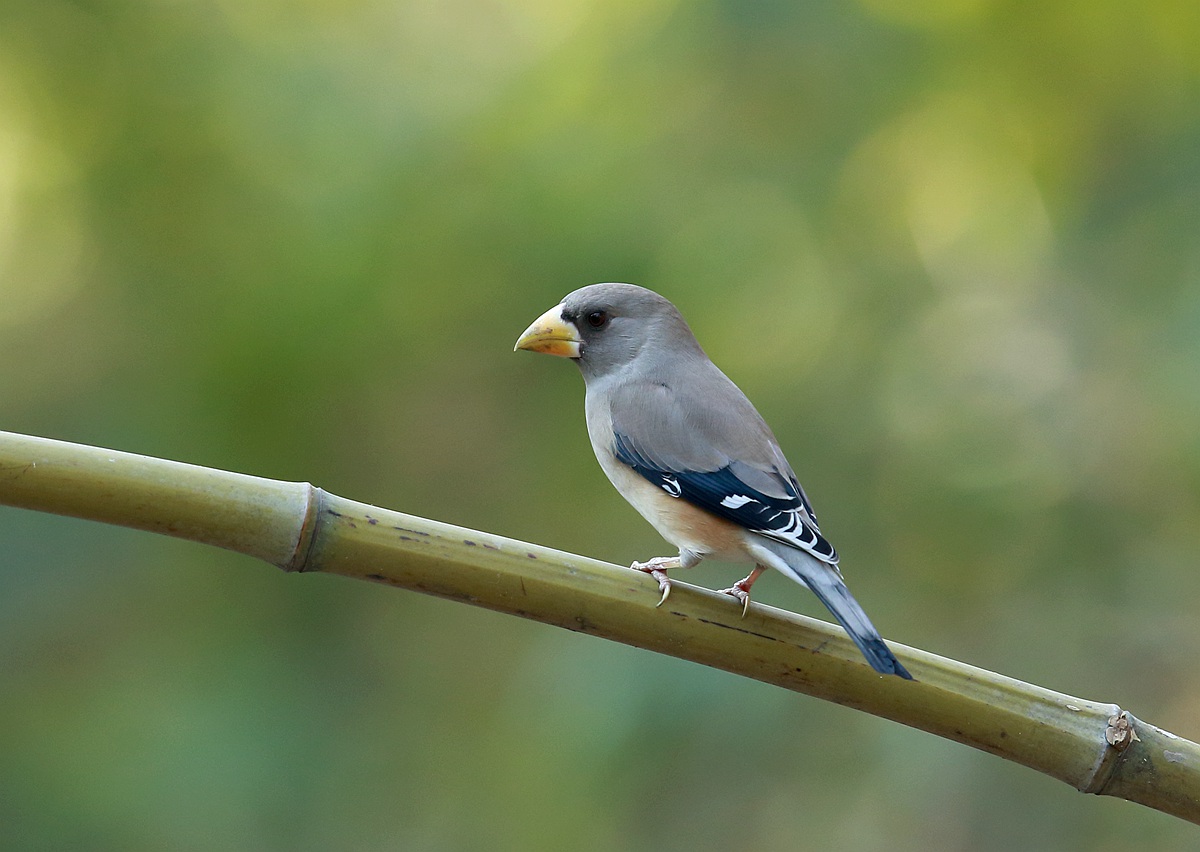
[[1, 429, 1198, 824]]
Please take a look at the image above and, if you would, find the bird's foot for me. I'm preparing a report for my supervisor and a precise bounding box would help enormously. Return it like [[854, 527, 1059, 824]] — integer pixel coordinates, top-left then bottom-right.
[[718, 566, 765, 619], [630, 556, 680, 607], [718, 583, 752, 618]]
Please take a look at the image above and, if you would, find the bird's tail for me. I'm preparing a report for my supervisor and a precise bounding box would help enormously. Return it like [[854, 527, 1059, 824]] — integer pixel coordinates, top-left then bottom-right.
[[750, 539, 913, 680]]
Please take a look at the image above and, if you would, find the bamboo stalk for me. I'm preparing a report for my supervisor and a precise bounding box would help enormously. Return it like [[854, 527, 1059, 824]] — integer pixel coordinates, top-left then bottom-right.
[[1, 429, 1198, 824]]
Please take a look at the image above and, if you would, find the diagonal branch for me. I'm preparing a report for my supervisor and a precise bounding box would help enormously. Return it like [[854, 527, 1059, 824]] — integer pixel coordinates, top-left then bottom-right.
[[1, 429, 1197, 824]]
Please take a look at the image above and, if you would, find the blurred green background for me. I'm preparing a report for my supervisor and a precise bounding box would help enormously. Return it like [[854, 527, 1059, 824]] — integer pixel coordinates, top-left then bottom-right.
[[2, 0, 1199, 848]]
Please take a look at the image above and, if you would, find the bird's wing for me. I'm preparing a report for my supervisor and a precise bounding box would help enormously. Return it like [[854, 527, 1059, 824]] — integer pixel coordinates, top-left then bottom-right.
[[608, 377, 838, 565]]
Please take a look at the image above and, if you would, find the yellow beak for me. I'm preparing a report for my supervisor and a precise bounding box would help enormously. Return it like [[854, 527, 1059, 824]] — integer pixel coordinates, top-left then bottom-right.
[[514, 304, 581, 358]]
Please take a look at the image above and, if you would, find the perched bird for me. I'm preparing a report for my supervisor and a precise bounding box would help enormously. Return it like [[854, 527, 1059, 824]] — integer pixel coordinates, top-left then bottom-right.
[[515, 283, 911, 679]]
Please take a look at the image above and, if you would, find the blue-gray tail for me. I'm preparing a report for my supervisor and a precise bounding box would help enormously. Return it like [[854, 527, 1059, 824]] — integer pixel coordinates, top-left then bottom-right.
[[750, 540, 913, 680]]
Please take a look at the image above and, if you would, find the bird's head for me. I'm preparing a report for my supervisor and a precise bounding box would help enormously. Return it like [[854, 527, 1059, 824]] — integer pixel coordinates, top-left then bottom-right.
[[514, 283, 701, 382]]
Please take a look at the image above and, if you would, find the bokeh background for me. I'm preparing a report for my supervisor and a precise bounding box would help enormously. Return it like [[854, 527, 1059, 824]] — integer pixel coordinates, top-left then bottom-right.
[[2, 0, 1199, 848]]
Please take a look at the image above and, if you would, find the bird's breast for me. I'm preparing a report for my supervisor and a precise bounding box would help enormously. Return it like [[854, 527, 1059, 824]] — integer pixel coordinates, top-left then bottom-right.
[[583, 382, 750, 562], [591, 445, 750, 564]]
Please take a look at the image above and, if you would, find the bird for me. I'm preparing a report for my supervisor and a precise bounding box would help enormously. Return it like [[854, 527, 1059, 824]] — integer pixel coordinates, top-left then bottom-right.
[[514, 283, 912, 679]]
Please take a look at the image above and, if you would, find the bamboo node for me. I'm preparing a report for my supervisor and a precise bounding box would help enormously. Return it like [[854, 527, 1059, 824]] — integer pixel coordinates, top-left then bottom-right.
[[1105, 711, 1140, 750]]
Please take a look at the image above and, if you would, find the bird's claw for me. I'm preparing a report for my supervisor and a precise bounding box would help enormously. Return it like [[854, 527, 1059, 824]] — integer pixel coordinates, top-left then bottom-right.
[[650, 571, 672, 607], [718, 567, 763, 619], [631, 558, 676, 607], [719, 585, 752, 618]]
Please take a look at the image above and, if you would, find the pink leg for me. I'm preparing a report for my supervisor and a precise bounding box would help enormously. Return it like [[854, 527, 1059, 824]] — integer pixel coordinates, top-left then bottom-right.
[[718, 566, 766, 618], [630, 556, 681, 607]]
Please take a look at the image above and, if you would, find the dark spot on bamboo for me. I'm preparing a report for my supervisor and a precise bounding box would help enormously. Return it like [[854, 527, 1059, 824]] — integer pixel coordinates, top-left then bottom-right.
[[393, 527, 429, 536], [367, 517, 378, 525], [696, 618, 778, 642], [463, 540, 477, 546]]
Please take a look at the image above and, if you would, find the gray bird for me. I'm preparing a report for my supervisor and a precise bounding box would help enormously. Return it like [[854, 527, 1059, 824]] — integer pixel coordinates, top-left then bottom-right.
[[515, 283, 911, 679]]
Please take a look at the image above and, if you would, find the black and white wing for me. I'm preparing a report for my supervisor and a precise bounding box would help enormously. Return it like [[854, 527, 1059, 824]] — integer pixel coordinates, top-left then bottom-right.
[[613, 430, 839, 565]]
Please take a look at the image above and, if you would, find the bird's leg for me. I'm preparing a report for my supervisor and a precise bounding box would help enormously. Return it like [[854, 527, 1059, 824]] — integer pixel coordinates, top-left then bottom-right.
[[630, 556, 680, 607], [719, 566, 766, 618]]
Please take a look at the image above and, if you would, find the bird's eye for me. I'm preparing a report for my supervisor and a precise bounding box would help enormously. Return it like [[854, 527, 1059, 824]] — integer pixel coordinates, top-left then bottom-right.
[[586, 310, 609, 329]]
